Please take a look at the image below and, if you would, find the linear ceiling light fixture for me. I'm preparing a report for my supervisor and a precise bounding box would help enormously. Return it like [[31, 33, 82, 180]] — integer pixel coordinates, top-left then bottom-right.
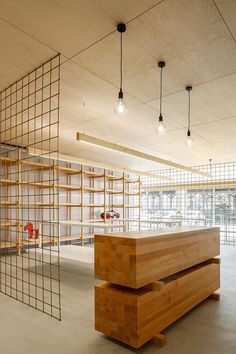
[[114, 23, 127, 116], [185, 86, 194, 147], [157, 61, 166, 135], [76, 132, 211, 178]]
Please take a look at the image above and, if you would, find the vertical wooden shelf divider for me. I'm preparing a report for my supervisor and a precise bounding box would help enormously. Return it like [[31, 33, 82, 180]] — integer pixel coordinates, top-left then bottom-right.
[[138, 176, 141, 230], [80, 165, 84, 245], [92, 168, 95, 221], [128, 175, 130, 230], [39, 161, 43, 249], [17, 148, 22, 255], [6, 161, 10, 245], [104, 169, 107, 224], [52, 161, 55, 245], [122, 173, 125, 221], [67, 163, 72, 243], [111, 173, 113, 213]]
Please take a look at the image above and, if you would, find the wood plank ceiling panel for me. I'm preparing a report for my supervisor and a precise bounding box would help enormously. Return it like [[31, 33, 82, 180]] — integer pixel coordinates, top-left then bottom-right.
[[0, 19, 55, 91], [74, 0, 236, 103], [0, 0, 115, 57]]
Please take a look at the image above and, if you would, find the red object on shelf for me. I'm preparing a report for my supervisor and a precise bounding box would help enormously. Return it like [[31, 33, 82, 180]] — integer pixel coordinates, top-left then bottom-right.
[[100, 210, 120, 220], [100, 212, 111, 220], [24, 223, 39, 239]]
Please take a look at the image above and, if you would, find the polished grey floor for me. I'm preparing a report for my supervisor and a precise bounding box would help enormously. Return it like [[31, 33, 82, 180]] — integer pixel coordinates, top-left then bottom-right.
[[0, 245, 236, 354]]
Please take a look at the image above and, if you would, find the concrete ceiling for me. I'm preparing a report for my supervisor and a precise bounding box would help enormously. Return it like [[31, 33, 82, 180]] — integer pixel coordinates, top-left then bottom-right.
[[0, 0, 236, 170]]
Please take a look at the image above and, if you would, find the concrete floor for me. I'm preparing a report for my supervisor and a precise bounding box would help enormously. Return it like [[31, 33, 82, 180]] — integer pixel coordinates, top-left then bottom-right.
[[0, 245, 236, 354]]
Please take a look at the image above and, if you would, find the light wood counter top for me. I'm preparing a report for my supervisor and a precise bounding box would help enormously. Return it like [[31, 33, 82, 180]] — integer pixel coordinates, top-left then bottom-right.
[[95, 226, 220, 288], [96, 226, 218, 239]]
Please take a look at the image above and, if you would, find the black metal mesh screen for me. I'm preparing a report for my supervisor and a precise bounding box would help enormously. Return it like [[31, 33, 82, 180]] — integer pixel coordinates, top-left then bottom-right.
[[0, 54, 61, 319], [141, 161, 236, 246]]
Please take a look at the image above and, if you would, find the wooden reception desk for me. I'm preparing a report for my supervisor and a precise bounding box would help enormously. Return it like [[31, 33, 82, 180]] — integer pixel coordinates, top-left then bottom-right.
[[95, 227, 220, 348]]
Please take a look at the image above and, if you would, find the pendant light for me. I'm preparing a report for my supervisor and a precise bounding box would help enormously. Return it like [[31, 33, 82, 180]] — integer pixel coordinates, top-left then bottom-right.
[[157, 61, 166, 135], [185, 86, 194, 147], [114, 23, 127, 116]]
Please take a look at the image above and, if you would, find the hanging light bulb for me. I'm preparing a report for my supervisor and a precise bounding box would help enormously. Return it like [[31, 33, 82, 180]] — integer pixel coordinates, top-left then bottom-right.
[[186, 129, 194, 146], [157, 114, 166, 135], [157, 61, 166, 134], [185, 86, 193, 147], [114, 23, 127, 116], [114, 89, 127, 115]]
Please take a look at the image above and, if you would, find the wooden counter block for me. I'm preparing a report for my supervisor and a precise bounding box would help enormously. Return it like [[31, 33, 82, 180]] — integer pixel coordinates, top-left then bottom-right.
[[95, 260, 220, 349], [95, 227, 220, 288]]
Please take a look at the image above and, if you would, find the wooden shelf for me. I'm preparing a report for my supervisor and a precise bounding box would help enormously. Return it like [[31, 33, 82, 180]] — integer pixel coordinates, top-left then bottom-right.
[[31, 202, 81, 207], [60, 234, 94, 242], [21, 160, 53, 171], [0, 201, 82, 208], [23, 160, 80, 174], [0, 157, 17, 165], [0, 156, 81, 174], [125, 192, 140, 196], [83, 187, 104, 193], [0, 201, 54, 207], [21, 181, 49, 188], [32, 234, 95, 245], [58, 203, 81, 207], [57, 184, 81, 191], [125, 178, 140, 183], [0, 240, 18, 249], [22, 238, 41, 244], [83, 170, 104, 178], [107, 189, 124, 195], [0, 150, 141, 251], [0, 179, 81, 191], [0, 222, 18, 227], [106, 175, 124, 181], [24, 202, 54, 207], [0, 178, 18, 186], [0, 201, 18, 206], [84, 204, 105, 208], [108, 205, 140, 208], [58, 235, 82, 242], [57, 166, 81, 174]]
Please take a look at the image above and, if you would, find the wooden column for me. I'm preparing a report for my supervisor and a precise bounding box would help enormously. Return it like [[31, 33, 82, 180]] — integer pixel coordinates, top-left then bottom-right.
[[80, 165, 84, 245], [16, 148, 22, 255]]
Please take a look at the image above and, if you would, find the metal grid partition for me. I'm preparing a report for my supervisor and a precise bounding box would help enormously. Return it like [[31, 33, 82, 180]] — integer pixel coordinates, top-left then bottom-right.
[[141, 161, 236, 246], [0, 54, 61, 319]]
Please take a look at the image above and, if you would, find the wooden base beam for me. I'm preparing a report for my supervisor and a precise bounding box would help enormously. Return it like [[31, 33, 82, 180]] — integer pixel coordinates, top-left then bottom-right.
[[95, 261, 220, 348], [209, 292, 220, 301], [144, 281, 165, 292], [151, 333, 166, 347]]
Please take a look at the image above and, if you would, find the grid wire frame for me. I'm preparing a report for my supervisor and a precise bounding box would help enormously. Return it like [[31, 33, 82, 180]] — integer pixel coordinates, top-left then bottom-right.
[[0, 54, 61, 320], [140, 161, 236, 246]]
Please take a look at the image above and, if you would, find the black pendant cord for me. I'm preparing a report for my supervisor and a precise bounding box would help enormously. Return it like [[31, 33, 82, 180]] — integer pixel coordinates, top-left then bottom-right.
[[186, 86, 192, 134], [117, 23, 126, 99], [187, 89, 191, 132], [120, 31, 123, 92], [159, 66, 163, 115], [158, 61, 165, 121]]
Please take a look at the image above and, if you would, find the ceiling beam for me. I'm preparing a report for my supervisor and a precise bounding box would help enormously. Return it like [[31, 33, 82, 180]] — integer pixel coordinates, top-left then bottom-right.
[[27, 148, 171, 181], [76, 133, 211, 178]]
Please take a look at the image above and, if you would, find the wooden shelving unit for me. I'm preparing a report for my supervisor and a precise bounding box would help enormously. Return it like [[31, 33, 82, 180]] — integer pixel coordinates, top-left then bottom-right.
[[0, 151, 141, 249]]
